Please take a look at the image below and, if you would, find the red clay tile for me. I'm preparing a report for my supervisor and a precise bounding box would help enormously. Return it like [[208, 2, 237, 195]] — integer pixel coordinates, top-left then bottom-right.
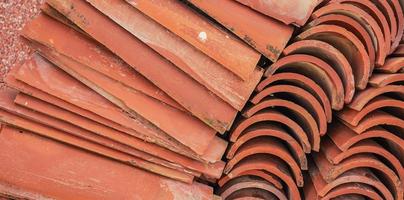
[[222, 154, 301, 200], [229, 109, 311, 153], [348, 84, 404, 111], [376, 57, 404, 73], [252, 84, 328, 136], [22, 13, 183, 110], [217, 170, 283, 190], [312, 3, 388, 67], [243, 97, 320, 140], [392, 44, 404, 56], [303, 173, 320, 200], [219, 176, 287, 200], [322, 137, 403, 184], [40, 3, 88, 34], [369, 73, 404, 87], [235, 0, 322, 26], [283, 40, 355, 103], [314, 152, 403, 200], [264, 55, 343, 111], [46, 0, 238, 133], [338, 96, 404, 126], [240, 100, 320, 154], [84, 0, 263, 111], [374, 0, 399, 42], [226, 123, 308, 167], [223, 137, 304, 186], [221, 188, 278, 199], [14, 92, 225, 179], [327, 122, 404, 157], [388, 0, 404, 51], [296, 24, 371, 89], [330, 0, 392, 58], [322, 183, 383, 200], [342, 111, 404, 134], [312, 168, 394, 200], [257, 72, 331, 127], [305, 14, 376, 68], [309, 160, 394, 200], [0, 182, 52, 200], [123, 0, 261, 81], [186, 0, 294, 62], [0, 126, 214, 199]]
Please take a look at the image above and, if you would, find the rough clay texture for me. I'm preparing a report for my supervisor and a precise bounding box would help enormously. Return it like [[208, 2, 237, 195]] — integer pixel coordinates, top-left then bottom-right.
[[0, 0, 43, 88]]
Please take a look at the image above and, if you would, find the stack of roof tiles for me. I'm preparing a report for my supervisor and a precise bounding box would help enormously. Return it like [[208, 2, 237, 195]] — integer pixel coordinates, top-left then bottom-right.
[[306, 44, 404, 200], [0, 0, 403, 200]]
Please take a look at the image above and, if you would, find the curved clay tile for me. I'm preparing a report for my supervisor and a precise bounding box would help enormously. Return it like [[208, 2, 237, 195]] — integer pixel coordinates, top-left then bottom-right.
[[223, 154, 301, 200], [243, 97, 320, 138], [376, 57, 404, 73], [348, 85, 404, 110], [312, 4, 388, 67], [370, 0, 398, 44], [252, 84, 328, 136], [314, 152, 403, 200], [321, 136, 404, 184], [224, 137, 304, 186], [327, 122, 404, 153], [310, 159, 395, 200], [369, 73, 404, 87], [283, 40, 355, 103], [305, 14, 376, 67], [223, 187, 284, 200], [225, 188, 281, 199], [322, 182, 384, 200], [264, 55, 344, 110], [338, 96, 404, 126], [330, 0, 392, 57], [392, 44, 404, 56], [186, 0, 294, 62], [217, 169, 283, 189], [234, 0, 322, 26], [226, 123, 308, 167], [342, 111, 404, 134], [229, 110, 311, 152], [257, 72, 332, 120], [296, 24, 371, 89], [219, 176, 288, 200], [388, 0, 404, 51]]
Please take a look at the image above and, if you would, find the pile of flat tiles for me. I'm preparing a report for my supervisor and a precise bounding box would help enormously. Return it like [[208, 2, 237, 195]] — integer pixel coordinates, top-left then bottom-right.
[[0, 0, 296, 199], [0, 0, 403, 200]]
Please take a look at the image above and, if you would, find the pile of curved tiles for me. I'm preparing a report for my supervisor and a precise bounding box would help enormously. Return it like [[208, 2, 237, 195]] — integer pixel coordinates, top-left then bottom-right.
[[306, 50, 404, 199], [218, 0, 404, 199], [218, 72, 327, 199]]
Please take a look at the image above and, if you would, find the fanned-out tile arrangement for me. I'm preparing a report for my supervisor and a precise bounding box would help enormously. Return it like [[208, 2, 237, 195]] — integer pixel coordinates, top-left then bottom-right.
[[0, 0, 402, 199]]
